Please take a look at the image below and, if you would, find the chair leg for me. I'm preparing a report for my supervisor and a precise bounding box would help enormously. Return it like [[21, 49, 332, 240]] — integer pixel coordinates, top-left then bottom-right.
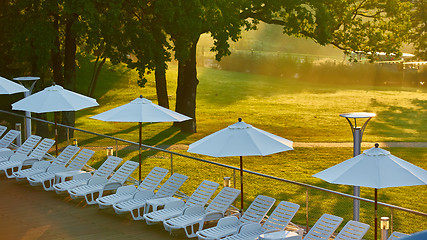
[[43, 178, 55, 191], [131, 206, 145, 220]]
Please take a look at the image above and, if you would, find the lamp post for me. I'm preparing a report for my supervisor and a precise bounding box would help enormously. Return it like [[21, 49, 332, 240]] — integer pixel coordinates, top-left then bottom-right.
[[12, 77, 40, 139], [339, 112, 376, 221]]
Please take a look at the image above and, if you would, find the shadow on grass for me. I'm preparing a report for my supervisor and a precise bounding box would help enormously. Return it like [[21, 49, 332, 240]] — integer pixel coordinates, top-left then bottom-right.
[[77, 123, 148, 147], [369, 98, 427, 140], [113, 125, 190, 161]]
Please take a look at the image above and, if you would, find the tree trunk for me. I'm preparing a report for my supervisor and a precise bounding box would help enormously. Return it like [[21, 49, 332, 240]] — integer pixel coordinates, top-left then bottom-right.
[[174, 38, 199, 133], [155, 63, 169, 109], [51, 13, 63, 86], [61, 16, 77, 140], [88, 56, 106, 97]]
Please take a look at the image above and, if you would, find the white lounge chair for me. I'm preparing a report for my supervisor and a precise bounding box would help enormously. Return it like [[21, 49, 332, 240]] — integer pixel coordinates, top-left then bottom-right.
[[388, 232, 409, 240], [144, 180, 219, 225], [27, 149, 95, 190], [196, 195, 277, 240], [163, 187, 241, 238], [0, 129, 21, 149], [0, 138, 55, 178], [0, 135, 41, 161], [13, 145, 80, 181], [258, 213, 343, 240], [96, 166, 169, 209], [334, 220, 370, 240], [112, 173, 188, 219], [53, 155, 122, 194], [68, 160, 139, 205], [219, 201, 300, 240], [0, 125, 7, 137]]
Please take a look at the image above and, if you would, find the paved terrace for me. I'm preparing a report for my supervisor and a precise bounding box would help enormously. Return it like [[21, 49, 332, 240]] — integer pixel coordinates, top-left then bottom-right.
[[0, 175, 188, 240]]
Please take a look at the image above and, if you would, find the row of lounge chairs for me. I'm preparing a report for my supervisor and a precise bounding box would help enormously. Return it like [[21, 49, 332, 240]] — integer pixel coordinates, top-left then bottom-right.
[[0, 130, 410, 240]]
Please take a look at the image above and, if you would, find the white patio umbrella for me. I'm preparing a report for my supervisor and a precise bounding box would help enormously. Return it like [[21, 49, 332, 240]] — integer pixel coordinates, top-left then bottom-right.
[[90, 95, 191, 183], [12, 83, 99, 155], [188, 118, 293, 211], [313, 143, 427, 240], [0, 76, 28, 94]]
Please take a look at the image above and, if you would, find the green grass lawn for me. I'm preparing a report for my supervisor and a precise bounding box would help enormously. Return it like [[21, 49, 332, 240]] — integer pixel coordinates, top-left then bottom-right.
[[73, 55, 427, 146], [67, 56, 427, 237]]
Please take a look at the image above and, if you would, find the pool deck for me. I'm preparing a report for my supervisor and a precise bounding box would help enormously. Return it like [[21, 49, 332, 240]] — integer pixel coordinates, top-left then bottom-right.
[[0, 175, 188, 240]]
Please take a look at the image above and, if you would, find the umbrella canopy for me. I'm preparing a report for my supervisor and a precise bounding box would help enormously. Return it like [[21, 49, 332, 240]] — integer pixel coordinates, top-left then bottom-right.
[[90, 95, 191, 183], [12, 84, 98, 113], [12, 84, 99, 155], [313, 144, 427, 240], [90, 96, 191, 123], [188, 119, 293, 157], [188, 118, 293, 212], [313, 146, 427, 189], [0, 76, 29, 94]]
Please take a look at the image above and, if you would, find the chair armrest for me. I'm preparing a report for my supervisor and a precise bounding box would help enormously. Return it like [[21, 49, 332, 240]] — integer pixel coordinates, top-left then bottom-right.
[[72, 172, 92, 180], [115, 185, 137, 194], [87, 176, 108, 185], [217, 216, 239, 227], [164, 199, 185, 209], [133, 189, 155, 199], [183, 205, 205, 215], [202, 211, 224, 222], [21, 158, 40, 166], [47, 165, 68, 173], [103, 182, 123, 191], [238, 222, 262, 233]]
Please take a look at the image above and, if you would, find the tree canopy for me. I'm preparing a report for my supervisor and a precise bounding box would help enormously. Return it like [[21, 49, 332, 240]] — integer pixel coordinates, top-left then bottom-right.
[[0, 0, 416, 134]]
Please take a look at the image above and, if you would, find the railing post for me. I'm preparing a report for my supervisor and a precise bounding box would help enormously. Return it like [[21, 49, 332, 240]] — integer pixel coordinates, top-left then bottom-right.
[[170, 153, 174, 175], [67, 128, 69, 146], [390, 208, 393, 233], [15, 123, 22, 146], [115, 140, 118, 157], [306, 187, 309, 234], [233, 169, 236, 188]]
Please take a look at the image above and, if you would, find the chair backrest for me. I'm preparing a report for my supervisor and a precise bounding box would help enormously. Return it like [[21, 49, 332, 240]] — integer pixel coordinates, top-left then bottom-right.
[[15, 135, 42, 155], [137, 167, 169, 191], [334, 220, 370, 240], [27, 138, 56, 160], [304, 214, 343, 240], [0, 125, 7, 137], [239, 195, 276, 225], [51, 145, 80, 166], [107, 160, 139, 184], [93, 156, 122, 178], [154, 173, 188, 198], [206, 187, 241, 214], [388, 232, 409, 240], [66, 149, 94, 170], [186, 180, 220, 207], [261, 201, 300, 232], [0, 129, 20, 148]]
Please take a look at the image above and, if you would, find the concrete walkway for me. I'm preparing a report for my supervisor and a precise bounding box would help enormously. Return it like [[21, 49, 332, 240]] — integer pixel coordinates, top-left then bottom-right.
[[0, 177, 188, 240]]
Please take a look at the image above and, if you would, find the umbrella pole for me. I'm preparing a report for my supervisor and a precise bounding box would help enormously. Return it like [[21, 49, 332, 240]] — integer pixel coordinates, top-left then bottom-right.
[[139, 122, 142, 184], [375, 188, 378, 240], [240, 156, 244, 213], [55, 112, 58, 156]]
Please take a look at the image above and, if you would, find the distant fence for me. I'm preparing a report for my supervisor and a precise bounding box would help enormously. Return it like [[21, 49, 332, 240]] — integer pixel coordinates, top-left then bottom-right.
[[1, 109, 426, 239]]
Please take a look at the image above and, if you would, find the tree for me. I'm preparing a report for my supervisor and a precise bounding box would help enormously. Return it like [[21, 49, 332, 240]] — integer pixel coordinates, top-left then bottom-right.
[[150, 0, 411, 132], [407, 0, 426, 59]]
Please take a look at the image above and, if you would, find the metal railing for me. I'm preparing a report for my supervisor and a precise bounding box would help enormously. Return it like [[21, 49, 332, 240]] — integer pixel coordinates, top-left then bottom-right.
[[1, 109, 426, 237]]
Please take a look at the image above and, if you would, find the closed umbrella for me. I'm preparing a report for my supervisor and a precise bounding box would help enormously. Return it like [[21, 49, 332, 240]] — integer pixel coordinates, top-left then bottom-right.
[[12, 83, 99, 155], [188, 118, 293, 212], [90, 95, 191, 183], [313, 143, 427, 240], [0, 76, 28, 94]]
